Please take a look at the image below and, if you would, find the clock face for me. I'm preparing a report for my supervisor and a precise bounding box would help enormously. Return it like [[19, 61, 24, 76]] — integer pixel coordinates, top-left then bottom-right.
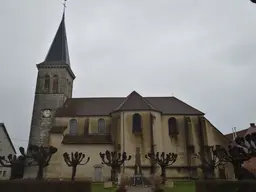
[[43, 109, 51, 118]]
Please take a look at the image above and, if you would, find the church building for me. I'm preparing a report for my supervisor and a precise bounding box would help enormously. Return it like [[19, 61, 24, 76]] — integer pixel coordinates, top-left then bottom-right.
[[25, 10, 234, 180]]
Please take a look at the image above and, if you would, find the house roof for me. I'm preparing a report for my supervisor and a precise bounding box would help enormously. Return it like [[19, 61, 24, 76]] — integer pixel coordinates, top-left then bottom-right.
[[225, 123, 256, 141], [0, 123, 16, 154], [55, 91, 204, 117]]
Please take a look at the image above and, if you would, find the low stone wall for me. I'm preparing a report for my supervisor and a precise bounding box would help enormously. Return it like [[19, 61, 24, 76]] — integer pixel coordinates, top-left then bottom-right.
[[0, 179, 92, 192]]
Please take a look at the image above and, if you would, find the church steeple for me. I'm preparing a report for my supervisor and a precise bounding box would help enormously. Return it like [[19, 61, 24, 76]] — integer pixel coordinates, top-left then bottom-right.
[[44, 11, 70, 65]]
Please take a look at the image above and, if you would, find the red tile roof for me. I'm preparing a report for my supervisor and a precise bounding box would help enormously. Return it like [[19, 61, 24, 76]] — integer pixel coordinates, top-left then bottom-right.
[[225, 123, 256, 141]]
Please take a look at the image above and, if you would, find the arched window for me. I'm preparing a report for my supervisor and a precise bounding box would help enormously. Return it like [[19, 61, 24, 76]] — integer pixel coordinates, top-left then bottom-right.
[[69, 119, 78, 135], [52, 75, 59, 93], [132, 113, 142, 133], [98, 118, 106, 134], [44, 75, 50, 91], [168, 117, 178, 135]]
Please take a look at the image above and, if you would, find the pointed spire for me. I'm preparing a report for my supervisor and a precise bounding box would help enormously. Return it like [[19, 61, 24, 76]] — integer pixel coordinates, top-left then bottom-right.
[[44, 3, 70, 65]]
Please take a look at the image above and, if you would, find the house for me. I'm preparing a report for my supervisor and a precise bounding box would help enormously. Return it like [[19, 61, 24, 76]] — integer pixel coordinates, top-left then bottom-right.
[[225, 123, 256, 174], [0, 123, 16, 180]]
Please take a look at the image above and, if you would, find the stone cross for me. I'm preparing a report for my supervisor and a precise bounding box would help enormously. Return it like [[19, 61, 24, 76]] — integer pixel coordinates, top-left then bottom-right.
[[135, 147, 142, 175]]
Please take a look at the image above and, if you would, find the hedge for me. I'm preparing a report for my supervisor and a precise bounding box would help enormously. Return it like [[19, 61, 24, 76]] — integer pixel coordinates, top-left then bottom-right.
[[0, 179, 92, 192], [195, 180, 256, 192]]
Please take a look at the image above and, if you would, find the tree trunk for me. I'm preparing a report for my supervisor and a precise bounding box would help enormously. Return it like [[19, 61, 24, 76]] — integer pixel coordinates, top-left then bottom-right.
[[161, 166, 166, 184], [37, 164, 44, 180], [111, 169, 116, 182], [71, 166, 77, 181]]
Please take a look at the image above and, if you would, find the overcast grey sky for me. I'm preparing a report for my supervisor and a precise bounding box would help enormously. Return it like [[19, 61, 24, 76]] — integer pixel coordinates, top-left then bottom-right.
[[1, 0, 256, 149]]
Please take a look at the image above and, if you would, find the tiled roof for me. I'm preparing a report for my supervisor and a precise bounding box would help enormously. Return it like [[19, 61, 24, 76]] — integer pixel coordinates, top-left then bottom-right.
[[225, 123, 256, 141], [55, 91, 204, 117], [62, 134, 112, 144], [225, 129, 247, 141], [113, 91, 159, 112], [49, 126, 67, 133]]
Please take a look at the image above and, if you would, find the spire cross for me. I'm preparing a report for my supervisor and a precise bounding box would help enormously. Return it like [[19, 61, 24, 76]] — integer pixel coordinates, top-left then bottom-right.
[[62, 0, 67, 12]]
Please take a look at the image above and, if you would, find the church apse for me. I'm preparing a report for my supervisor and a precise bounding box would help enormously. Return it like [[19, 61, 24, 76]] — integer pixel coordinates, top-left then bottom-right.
[[123, 112, 155, 167]]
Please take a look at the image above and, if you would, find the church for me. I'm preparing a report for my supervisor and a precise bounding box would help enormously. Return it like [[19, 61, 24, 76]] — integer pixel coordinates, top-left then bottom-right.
[[25, 10, 234, 181]]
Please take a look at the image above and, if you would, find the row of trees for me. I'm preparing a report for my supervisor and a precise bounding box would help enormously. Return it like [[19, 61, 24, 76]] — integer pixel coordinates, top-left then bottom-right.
[[193, 132, 256, 180], [0, 132, 255, 182], [0, 145, 177, 182]]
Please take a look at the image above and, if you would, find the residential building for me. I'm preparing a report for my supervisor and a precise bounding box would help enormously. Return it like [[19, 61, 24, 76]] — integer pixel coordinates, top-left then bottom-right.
[[225, 123, 256, 174], [0, 123, 16, 180]]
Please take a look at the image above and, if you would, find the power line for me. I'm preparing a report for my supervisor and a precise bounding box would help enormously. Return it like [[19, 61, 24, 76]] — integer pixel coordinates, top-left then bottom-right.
[[4, 137, 28, 142]]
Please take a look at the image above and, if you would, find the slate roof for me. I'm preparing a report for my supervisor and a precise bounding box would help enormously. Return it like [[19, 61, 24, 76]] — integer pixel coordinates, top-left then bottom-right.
[[49, 126, 67, 133], [55, 91, 204, 117], [0, 123, 16, 153], [113, 91, 160, 112], [44, 12, 70, 65], [62, 134, 112, 144]]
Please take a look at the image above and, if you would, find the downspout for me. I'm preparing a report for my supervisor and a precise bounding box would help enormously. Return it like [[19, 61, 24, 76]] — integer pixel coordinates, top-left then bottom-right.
[[198, 117, 205, 157], [184, 117, 191, 177], [150, 113, 155, 174], [122, 112, 125, 173], [198, 116, 206, 178]]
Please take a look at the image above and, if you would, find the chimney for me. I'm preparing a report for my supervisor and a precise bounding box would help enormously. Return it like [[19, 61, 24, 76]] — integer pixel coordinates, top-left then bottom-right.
[[250, 123, 255, 127]]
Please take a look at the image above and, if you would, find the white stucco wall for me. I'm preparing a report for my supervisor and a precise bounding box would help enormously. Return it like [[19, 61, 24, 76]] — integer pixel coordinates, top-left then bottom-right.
[[0, 123, 16, 180]]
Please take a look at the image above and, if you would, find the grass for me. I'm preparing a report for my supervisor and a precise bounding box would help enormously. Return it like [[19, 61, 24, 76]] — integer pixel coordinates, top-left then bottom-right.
[[92, 183, 116, 192], [164, 181, 195, 192], [92, 181, 195, 192]]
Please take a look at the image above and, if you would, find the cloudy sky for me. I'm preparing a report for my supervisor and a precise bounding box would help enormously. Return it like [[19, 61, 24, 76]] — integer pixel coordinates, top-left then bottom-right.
[[1, 0, 256, 149]]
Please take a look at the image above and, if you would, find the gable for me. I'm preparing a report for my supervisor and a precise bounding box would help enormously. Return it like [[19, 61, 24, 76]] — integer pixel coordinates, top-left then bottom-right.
[[0, 123, 16, 154], [113, 91, 159, 112]]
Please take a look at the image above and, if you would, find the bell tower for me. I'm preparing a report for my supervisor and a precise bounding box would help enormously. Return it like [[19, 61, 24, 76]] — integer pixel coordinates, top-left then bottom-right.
[[28, 9, 75, 147]]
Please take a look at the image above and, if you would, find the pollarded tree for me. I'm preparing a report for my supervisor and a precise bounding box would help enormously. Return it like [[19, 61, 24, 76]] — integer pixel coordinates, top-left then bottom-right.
[[99, 150, 131, 182], [0, 147, 27, 179], [145, 152, 177, 184], [63, 152, 90, 181], [193, 148, 223, 180], [215, 144, 255, 180], [27, 144, 57, 180]]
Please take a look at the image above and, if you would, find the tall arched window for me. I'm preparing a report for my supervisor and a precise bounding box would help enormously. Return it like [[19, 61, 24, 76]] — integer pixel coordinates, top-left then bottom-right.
[[98, 118, 106, 134], [69, 119, 78, 135], [44, 75, 50, 91], [52, 75, 59, 93], [132, 113, 142, 133], [168, 117, 178, 135]]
